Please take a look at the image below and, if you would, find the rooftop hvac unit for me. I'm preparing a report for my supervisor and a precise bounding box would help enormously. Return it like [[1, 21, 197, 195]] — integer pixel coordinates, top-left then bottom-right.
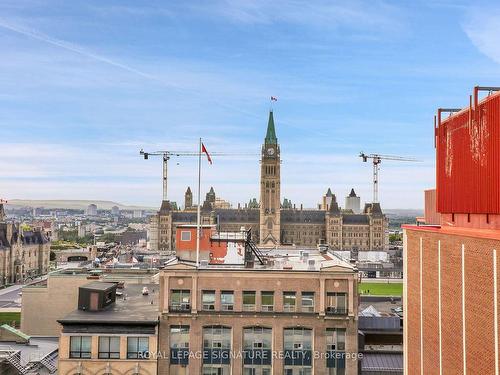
[[200, 260, 209, 268], [308, 259, 316, 269]]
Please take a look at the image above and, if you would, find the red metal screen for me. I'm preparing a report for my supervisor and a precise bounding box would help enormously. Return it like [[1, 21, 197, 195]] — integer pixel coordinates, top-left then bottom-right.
[[436, 90, 500, 214]]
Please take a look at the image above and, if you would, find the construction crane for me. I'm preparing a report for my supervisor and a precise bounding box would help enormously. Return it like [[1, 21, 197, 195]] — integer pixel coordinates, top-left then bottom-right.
[[139, 150, 200, 202], [359, 152, 419, 204], [139, 149, 257, 202]]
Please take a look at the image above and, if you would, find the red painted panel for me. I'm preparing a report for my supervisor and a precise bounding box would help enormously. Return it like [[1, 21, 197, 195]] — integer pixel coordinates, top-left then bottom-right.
[[437, 90, 500, 214]]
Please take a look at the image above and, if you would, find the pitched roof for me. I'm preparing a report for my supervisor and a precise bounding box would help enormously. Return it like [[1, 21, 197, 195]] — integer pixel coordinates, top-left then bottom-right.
[[159, 200, 173, 213], [265, 111, 277, 144], [343, 214, 370, 224], [364, 202, 383, 216], [329, 199, 341, 215], [281, 210, 325, 224], [349, 188, 357, 197], [326, 188, 333, 197]]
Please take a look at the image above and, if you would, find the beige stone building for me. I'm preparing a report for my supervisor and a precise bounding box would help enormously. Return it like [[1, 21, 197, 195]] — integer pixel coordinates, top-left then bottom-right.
[[21, 267, 159, 336], [0, 203, 51, 285], [57, 282, 159, 375], [158, 248, 359, 374], [149, 112, 388, 253]]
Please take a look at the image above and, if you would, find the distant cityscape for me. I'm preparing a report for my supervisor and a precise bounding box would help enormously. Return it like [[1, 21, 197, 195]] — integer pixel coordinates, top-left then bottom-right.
[[1, 2, 499, 374]]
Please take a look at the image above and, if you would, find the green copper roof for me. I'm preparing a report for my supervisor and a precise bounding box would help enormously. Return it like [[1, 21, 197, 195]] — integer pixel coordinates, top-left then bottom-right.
[[265, 111, 277, 144], [1, 324, 31, 342]]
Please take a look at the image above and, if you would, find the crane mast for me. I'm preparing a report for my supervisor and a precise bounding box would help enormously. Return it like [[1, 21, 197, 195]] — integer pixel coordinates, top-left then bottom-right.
[[359, 152, 419, 204]]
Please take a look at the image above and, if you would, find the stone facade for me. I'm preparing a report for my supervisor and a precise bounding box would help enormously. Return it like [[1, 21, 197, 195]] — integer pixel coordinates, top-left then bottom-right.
[[0, 204, 51, 285], [158, 252, 359, 374], [150, 112, 388, 252]]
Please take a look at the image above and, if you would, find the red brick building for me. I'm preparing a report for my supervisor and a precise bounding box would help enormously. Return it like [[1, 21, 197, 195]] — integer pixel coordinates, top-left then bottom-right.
[[174, 225, 247, 264], [403, 87, 500, 374]]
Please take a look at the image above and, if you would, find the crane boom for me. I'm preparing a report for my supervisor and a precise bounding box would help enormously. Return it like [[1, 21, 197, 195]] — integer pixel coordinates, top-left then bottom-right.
[[140, 148, 258, 202], [359, 152, 420, 203]]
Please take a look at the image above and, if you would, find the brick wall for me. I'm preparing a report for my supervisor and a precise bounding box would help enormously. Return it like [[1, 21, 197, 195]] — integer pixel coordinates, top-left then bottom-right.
[[404, 227, 499, 374]]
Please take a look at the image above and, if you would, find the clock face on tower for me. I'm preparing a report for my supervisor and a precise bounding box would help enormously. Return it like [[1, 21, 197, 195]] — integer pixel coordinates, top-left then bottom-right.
[[267, 147, 275, 156]]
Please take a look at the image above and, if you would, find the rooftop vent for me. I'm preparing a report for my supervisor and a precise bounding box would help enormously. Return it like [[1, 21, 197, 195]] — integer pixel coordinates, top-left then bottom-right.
[[200, 260, 209, 268], [308, 259, 316, 269]]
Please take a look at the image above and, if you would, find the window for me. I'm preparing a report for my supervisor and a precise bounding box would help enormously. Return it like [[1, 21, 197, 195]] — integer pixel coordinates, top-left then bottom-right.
[[326, 293, 347, 315], [170, 326, 190, 365], [243, 327, 273, 375], [284, 369, 312, 375], [202, 326, 232, 374], [70, 336, 91, 359], [221, 291, 234, 311], [243, 291, 256, 311], [283, 292, 296, 312], [180, 231, 191, 241], [202, 291, 216, 310], [301, 292, 314, 312], [284, 328, 312, 371], [242, 326, 271, 350], [127, 337, 149, 359], [170, 289, 191, 312], [326, 329, 346, 374], [243, 326, 272, 372], [98, 336, 120, 359], [261, 292, 274, 312], [244, 369, 271, 375], [326, 328, 346, 351]]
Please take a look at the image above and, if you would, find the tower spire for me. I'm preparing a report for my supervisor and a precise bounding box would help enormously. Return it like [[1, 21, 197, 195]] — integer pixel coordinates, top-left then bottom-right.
[[265, 111, 277, 145]]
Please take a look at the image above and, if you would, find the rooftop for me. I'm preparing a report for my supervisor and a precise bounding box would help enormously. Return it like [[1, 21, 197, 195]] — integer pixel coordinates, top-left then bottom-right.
[[166, 248, 356, 272], [402, 224, 500, 240], [58, 283, 159, 324], [0, 336, 58, 367]]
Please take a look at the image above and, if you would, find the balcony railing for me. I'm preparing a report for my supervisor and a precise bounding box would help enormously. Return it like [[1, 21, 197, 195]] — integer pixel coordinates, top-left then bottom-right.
[[261, 305, 274, 312], [243, 304, 256, 311], [326, 307, 347, 315], [169, 303, 191, 312], [221, 304, 234, 311]]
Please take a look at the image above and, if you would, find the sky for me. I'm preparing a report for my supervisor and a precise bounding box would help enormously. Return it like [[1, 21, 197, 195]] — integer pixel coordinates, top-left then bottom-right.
[[1, 0, 500, 210]]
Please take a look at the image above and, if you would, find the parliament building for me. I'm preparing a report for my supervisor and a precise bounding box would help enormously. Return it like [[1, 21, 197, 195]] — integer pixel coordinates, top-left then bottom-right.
[[150, 111, 388, 252]]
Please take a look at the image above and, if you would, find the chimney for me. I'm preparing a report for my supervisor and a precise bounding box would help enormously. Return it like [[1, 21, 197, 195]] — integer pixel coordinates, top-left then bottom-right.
[[300, 204, 303, 210], [238, 203, 241, 209]]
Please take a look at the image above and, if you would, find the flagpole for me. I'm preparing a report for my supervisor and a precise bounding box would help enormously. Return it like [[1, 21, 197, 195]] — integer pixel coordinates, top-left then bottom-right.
[[196, 137, 202, 267]]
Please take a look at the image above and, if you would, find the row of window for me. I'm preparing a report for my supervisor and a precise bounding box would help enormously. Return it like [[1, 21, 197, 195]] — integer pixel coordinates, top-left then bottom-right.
[[69, 336, 149, 359], [170, 290, 347, 314], [170, 325, 346, 374]]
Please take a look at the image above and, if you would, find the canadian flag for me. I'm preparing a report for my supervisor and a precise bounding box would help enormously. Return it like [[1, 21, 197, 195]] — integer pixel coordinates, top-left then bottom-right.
[[201, 143, 212, 164], [271, 96, 278, 101]]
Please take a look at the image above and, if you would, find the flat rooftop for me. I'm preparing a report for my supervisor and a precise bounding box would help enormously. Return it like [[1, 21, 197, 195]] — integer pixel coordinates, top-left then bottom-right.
[[58, 283, 159, 324], [46, 267, 159, 277], [403, 224, 500, 240], [167, 248, 356, 272]]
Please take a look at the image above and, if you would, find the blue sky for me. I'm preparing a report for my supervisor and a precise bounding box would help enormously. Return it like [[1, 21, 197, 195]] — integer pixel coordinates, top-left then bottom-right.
[[1, 0, 500, 209]]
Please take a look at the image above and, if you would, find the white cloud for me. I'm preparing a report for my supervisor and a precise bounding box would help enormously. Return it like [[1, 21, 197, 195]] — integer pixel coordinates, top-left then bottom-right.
[[463, 7, 500, 64], [189, 0, 403, 33]]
